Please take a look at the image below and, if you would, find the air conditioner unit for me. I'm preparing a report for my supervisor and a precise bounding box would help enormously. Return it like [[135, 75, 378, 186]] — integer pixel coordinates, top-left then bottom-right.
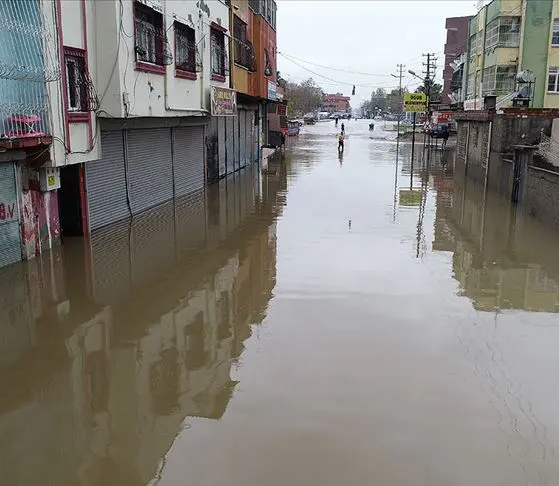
[[39, 167, 60, 192]]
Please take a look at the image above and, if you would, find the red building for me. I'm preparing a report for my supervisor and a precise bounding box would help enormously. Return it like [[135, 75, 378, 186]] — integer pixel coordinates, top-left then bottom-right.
[[322, 93, 350, 113], [443, 16, 472, 103]]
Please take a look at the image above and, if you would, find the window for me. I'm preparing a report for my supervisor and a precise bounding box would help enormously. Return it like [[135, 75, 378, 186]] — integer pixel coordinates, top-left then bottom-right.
[[477, 32, 483, 51], [135, 2, 164, 68], [233, 16, 254, 70], [211, 26, 226, 80], [248, 0, 260, 13], [485, 16, 520, 48], [271, 1, 277, 29], [548, 67, 559, 92], [64, 48, 88, 113], [467, 72, 475, 97], [175, 22, 196, 77], [552, 19, 559, 46], [265, 0, 272, 23], [469, 33, 477, 57], [483, 65, 517, 94]]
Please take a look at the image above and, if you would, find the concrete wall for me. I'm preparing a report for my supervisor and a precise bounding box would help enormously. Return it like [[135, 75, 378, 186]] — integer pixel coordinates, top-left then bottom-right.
[[524, 165, 559, 229]]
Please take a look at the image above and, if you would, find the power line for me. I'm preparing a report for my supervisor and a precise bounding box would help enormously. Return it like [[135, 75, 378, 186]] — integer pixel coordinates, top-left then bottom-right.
[[279, 52, 397, 88], [278, 51, 392, 77]]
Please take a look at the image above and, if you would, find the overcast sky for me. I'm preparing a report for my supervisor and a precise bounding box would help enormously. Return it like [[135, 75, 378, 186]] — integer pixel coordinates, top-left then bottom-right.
[[276, 0, 479, 107]]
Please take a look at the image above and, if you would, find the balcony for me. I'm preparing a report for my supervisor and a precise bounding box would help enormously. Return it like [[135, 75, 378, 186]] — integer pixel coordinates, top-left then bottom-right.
[[0, 0, 58, 149]]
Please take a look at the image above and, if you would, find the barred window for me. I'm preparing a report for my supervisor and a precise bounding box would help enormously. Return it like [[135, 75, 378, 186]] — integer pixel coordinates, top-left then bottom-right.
[[548, 67, 559, 92], [135, 3, 164, 65], [175, 22, 196, 73], [469, 33, 477, 57], [495, 65, 517, 93], [486, 16, 520, 48], [552, 19, 559, 46], [233, 16, 254, 70], [211, 27, 226, 78]]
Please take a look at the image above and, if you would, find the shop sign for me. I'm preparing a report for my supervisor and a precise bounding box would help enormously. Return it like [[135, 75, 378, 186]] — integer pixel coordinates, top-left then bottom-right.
[[211, 86, 237, 116], [268, 81, 277, 101], [464, 98, 482, 111], [403, 93, 427, 113]]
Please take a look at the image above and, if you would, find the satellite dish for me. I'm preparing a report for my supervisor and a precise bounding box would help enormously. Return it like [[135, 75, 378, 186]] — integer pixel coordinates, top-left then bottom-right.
[[516, 70, 534, 83]]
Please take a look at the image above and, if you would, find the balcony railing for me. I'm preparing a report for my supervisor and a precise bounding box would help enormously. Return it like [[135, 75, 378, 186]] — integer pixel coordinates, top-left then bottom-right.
[[0, 0, 60, 144]]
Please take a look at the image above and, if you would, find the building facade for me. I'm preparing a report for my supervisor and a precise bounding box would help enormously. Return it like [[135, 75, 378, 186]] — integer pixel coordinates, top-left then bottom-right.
[[322, 93, 351, 114], [464, 0, 556, 110], [443, 16, 472, 105], [0, 0, 279, 269]]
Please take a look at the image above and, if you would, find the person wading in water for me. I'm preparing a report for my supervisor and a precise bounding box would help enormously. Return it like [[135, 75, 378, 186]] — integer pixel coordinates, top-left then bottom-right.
[[338, 132, 345, 152]]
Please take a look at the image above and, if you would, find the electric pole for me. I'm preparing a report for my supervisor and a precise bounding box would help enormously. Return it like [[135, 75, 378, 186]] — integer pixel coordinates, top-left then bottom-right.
[[395, 63, 405, 137], [422, 53, 437, 117]]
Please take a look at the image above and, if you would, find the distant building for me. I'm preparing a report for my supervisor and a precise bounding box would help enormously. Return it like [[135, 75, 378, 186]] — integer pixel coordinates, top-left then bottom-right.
[[443, 16, 472, 104], [322, 93, 351, 113]]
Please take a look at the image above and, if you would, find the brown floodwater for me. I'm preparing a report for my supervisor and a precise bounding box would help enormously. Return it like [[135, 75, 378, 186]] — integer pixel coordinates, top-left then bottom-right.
[[1, 120, 559, 486]]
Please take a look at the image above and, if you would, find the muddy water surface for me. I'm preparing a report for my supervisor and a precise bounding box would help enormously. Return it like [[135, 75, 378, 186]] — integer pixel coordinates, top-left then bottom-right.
[[1, 120, 559, 486]]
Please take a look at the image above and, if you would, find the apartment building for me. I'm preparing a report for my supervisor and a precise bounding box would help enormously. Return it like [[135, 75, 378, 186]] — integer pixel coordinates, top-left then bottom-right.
[[0, 0, 280, 268], [322, 93, 351, 114], [464, 0, 555, 110], [443, 16, 472, 105]]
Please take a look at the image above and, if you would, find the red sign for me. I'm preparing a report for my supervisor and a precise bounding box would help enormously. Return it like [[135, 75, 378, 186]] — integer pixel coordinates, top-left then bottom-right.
[[0, 202, 16, 221], [433, 111, 453, 124], [278, 104, 287, 116]]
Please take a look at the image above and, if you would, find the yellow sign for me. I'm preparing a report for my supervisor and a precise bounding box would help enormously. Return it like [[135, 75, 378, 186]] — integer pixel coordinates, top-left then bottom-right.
[[403, 93, 427, 113], [47, 175, 56, 187]]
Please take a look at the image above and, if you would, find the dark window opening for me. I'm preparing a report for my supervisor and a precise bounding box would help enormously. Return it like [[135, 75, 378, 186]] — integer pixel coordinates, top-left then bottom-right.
[[211, 27, 226, 78], [175, 22, 196, 73], [64, 49, 88, 112], [135, 2, 165, 66], [233, 16, 254, 70]]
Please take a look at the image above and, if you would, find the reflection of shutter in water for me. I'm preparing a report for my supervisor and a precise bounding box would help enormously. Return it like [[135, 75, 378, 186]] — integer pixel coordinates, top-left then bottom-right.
[[149, 346, 179, 416], [217, 292, 231, 340], [85, 350, 109, 414], [184, 312, 208, 370]]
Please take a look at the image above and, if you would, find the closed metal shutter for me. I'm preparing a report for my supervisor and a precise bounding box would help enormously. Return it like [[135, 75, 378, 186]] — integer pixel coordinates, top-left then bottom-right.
[[127, 128, 173, 215], [218, 117, 226, 177], [173, 126, 205, 198], [239, 111, 246, 168], [86, 131, 129, 231], [225, 117, 234, 175], [0, 163, 21, 267], [233, 114, 240, 171], [245, 111, 253, 166]]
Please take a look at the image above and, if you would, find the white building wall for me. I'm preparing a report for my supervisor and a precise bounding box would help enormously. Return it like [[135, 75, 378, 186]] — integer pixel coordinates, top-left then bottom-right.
[[94, 0, 230, 120]]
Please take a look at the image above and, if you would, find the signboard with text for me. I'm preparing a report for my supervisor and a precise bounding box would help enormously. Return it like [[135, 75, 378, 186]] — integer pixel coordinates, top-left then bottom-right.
[[211, 86, 237, 116], [267, 81, 277, 101], [403, 93, 427, 113]]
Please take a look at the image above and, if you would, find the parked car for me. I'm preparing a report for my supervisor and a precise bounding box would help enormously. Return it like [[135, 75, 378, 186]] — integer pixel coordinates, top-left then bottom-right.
[[431, 123, 450, 139]]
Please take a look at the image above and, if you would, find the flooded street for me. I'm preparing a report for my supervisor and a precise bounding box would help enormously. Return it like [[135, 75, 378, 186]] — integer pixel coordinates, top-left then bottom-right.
[[3, 119, 559, 485]]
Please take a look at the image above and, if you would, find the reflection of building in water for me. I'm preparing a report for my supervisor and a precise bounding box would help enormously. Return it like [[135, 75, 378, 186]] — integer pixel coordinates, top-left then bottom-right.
[[433, 167, 559, 313], [0, 165, 286, 485]]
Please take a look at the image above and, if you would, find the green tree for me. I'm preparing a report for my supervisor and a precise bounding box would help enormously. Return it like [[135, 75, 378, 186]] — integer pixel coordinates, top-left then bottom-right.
[[415, 79, 442, 102], [285, 78, 325, 117]]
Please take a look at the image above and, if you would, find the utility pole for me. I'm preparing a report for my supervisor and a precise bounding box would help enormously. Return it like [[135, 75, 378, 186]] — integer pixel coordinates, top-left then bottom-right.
[[422, 53, 437, 149], [395, 63, 405, 137]]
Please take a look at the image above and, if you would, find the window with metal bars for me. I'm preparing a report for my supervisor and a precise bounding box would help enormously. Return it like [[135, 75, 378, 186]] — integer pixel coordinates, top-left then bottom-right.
[[211, 27, 227, 79], [469, 33, 477, 58], [548, 67, 559, 92], [552, 19, 559, 46], [175, 22, 196, 75], [233, 16, 254, 70], [64, 47, 97, 113], [134, 2, 165, 66], [485, 16, 520, 48]]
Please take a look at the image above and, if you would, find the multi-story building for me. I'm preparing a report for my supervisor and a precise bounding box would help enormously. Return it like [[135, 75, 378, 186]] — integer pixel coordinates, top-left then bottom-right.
[[322, 93, 351, 114], [464, 0, 555, 110], [0, 0, 279, 269], [443, 16, 472, 105], [205, 0, 282, 183]]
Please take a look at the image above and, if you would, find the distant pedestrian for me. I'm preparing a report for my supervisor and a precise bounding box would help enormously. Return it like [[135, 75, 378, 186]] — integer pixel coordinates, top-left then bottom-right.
[[341, 123, 345, 135], [335, 117, 339, 126], [338, 132, 345, 152], [442, 127, 449, 149]]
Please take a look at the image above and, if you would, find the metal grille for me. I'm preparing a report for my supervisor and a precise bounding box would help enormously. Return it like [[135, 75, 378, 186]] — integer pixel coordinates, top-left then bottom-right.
[[225, 117, 234, 175], [233, 114, 240, 171], [0, 163, 21, 267], [239, 111, 246, 168], [86, 131, 130, 231], [173, 125, 205, 197], [218, 117, 226, 176], [127, 128, 173, 215]]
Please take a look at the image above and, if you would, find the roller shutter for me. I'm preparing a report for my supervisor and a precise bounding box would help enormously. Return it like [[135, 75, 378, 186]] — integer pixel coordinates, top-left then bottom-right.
[[0, 163, 21, 267], [86, 131, 129, 231], [173, 126, 205, 198], [225, 117, 234, 175], [218, 117, 226, 177], [127, 128, 173, 215]]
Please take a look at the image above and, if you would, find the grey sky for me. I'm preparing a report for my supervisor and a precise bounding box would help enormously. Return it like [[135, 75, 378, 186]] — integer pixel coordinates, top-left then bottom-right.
[[276, 1, 479, 106]]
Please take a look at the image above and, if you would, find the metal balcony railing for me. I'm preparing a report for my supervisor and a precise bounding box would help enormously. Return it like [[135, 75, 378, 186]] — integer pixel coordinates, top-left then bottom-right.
[[0, 0, 60, 142]]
